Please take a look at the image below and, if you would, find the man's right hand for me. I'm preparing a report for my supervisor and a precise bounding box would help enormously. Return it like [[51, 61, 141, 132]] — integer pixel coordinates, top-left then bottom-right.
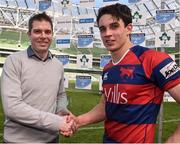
[[59, 115, 77, 137]]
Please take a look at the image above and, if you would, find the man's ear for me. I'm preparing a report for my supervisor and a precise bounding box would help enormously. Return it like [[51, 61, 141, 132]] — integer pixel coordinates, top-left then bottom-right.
[[126, 23, 133, 35]]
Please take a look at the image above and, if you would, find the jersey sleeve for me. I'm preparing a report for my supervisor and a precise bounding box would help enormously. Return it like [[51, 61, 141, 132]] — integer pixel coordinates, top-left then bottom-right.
[[141, 50, 180, 91]]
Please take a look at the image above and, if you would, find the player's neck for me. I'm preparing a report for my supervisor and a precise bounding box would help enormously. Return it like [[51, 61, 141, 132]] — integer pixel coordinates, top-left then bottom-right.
[[111, 43, 133, 64]]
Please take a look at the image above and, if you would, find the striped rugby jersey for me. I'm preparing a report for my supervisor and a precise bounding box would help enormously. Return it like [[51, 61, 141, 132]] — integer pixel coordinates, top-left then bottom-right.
[[102, 45, 180, 143]]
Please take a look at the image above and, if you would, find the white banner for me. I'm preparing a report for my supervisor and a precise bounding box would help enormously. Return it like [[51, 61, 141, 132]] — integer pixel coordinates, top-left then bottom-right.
[[56, 35, 71, 49], [78, 14, 95, 34], [56, 55, 70, 67], [155, 31, 175, 47], [132, 10, 146, 25], [77, 34, 94, 48], [79, 0, 95, 8], [76, 75, 92, 90], [155, 10, 175, 25], [77, 54, 93, 68], [130, 33, 146, 46], [38, 0, 52, 11], [93, 32, 105, 48], [59, 0, 72, 8], [55, 16, 72, 35]]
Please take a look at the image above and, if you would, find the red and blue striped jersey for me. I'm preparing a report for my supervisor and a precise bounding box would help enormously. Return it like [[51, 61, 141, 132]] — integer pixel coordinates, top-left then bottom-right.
[[102, 45, 180, 143]]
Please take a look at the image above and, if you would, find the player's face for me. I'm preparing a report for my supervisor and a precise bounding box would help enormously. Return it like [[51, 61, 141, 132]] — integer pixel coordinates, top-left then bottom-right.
[[98, 14, 132, 52], [28, 20, 53, 54]]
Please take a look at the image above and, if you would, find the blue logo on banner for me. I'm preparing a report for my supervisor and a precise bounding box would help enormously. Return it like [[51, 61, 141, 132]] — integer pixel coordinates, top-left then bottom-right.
[[156, 10, 175, 24], [56, 39, 70, 44], [79, 18, 94, 23], [76, 76, 91, 88], [78, 35, 93, 47], [128, 0, 141, 3], [39, 0, 51, 11], [56, 55, 69, 65], [100, 55, 111, 68], [130, 33, 145, 45]]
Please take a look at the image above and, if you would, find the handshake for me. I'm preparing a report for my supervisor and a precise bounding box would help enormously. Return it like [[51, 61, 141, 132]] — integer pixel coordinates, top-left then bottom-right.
[[59, 113, 78, 137]]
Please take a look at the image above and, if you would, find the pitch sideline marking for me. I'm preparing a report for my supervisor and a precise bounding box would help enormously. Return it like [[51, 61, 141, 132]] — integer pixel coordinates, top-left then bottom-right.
[[163, 119, 180, 123]]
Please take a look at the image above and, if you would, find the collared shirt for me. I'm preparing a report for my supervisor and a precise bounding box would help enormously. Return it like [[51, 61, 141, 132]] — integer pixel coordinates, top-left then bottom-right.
[[27, 46, 53, 62]]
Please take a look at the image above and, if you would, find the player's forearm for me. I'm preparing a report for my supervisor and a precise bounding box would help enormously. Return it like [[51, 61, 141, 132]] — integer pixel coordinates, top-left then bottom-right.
[[168, 84, 180, 104], [76, 102, 106, 128]]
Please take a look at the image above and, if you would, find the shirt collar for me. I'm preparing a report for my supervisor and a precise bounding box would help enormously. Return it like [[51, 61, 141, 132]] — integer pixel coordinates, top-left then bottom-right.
[[27, 46, 53, 61]]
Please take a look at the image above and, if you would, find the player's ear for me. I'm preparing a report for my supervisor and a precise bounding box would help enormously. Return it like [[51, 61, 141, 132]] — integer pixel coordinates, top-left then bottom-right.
[[126, 23, 133, 35]]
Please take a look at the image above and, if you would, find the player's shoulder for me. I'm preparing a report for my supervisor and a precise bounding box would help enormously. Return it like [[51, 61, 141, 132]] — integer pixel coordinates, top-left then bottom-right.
[[130, 45, 169, 62]]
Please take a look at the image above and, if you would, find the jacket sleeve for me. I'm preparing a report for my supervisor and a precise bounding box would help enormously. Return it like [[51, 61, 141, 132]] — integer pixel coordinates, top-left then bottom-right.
[[1, 55, 64, 132]]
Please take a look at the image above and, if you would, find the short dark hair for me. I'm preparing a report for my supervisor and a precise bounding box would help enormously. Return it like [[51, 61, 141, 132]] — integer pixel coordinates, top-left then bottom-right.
[[97, 3, 132, 27], [28, 12, 53, 33]]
